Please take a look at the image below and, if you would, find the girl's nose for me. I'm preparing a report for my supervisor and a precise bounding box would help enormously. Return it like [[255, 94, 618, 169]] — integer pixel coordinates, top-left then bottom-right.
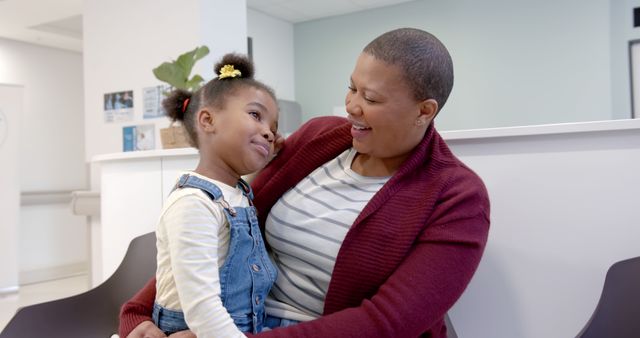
[[262, 127, 274, 142]]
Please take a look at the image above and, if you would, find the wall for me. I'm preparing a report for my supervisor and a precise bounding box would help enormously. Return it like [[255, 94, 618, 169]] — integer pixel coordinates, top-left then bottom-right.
[[247, 9, 295, 101], [444, 120, 640, 337], [0, 38, 86, 191], [83, 0, 200, 161], [83, 1, 296, 161], [611, 0, 640, 119], [0, 84, 22, 293], [0, 38, 87, 283], [294, 0, 614, 130]]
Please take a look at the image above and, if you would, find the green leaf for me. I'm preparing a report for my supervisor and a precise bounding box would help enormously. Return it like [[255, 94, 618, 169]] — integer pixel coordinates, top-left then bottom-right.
[[176, 46, 210, 79], [153, 45, 209, 91], [153, 62, 188, 89], [186, 75, 205, 91], [193, 46, 210, 60]]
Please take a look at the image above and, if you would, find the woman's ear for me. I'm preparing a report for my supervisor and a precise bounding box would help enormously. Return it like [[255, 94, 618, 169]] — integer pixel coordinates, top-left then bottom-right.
[[197, 109, 216, 132], [416, 99, 438, 126]]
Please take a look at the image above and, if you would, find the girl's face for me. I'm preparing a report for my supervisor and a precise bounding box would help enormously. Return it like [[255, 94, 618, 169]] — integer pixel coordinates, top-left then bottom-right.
[[345, 52, 433, 173], [202, 86, 279, 181]]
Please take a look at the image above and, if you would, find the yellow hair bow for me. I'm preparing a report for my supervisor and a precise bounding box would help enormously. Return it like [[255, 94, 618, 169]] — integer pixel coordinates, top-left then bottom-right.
[[218, 65, 242, 79]]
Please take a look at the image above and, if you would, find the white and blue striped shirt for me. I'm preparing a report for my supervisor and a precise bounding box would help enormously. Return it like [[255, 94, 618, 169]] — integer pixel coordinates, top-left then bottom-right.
[[264, 148, 390, 321]]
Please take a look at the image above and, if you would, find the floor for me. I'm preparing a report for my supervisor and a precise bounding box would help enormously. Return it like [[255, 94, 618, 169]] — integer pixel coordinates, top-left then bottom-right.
[[0, 274, 90, 332]]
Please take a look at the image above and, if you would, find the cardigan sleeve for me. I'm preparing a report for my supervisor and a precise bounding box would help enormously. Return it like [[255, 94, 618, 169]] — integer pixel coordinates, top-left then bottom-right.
[[251, 172, 490, 338], [118, 277, 157, 337]]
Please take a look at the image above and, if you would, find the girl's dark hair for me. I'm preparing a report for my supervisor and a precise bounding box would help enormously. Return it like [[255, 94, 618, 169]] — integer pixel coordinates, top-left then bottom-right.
[[162, 53, 276, 148], [363, 28, 454, 113]]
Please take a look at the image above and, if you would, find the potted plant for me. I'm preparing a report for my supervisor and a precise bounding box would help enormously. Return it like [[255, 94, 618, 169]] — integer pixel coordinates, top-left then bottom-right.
[[153, 46, 209, 148]]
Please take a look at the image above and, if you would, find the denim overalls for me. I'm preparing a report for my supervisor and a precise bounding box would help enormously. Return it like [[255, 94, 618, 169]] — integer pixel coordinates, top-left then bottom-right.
[[153, 174, 278, 335]]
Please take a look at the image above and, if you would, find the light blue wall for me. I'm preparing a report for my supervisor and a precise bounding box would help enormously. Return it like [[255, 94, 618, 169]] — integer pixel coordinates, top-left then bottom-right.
[[294, 0, 617, 130], [611, 0, 640, 119]]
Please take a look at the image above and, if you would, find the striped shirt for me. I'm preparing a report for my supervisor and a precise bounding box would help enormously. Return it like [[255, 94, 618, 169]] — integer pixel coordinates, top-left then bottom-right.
[[264, 148, 390, 321]]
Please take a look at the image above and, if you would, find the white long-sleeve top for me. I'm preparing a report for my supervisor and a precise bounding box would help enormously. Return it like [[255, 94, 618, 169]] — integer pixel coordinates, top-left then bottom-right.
[[155, 172, 247, 338]]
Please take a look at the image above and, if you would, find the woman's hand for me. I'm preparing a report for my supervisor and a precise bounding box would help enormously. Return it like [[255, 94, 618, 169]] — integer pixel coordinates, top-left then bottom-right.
[[125, 321, 195, 338], [126, 321, 166, 338], [271, 132, 285, 161]]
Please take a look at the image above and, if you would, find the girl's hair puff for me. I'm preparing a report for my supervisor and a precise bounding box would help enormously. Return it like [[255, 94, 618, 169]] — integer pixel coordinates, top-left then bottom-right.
[[162, 89, 197, 147]]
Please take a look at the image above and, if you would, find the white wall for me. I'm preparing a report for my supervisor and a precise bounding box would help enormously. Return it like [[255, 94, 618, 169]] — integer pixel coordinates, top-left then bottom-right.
[[82, 2, 296, 161], [248, 9, 295, 101], [0, 38, 88, 283], [83, 0, 199, 161], [0, 84, 22, 293], [83, 0, 259, 161], [293, 0, 614, 130], [445, 120, 640, 337], [0, 38, 86, 191]]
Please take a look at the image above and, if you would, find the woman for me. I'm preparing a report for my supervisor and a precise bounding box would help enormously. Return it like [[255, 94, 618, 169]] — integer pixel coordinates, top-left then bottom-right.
[[120, 27, 490, 338]]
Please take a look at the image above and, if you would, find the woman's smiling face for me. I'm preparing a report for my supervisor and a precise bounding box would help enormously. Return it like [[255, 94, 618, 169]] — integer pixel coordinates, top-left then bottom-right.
[[345, 52, 433, 172]]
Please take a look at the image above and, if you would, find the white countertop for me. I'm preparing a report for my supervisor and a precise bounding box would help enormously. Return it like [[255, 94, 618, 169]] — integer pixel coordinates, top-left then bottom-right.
[[441, 117, 640, 140], [92, 118, 640, 162], [92, 146, 199, 162]]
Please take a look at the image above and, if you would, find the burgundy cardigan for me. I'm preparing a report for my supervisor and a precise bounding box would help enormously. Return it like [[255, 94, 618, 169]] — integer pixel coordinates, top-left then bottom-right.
[[119, 116, 490, 338]]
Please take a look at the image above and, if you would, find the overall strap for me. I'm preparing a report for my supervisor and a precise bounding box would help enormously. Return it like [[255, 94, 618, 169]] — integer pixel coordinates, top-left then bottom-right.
[[173, 174, 236, 216], [236, 178, 254, 204]]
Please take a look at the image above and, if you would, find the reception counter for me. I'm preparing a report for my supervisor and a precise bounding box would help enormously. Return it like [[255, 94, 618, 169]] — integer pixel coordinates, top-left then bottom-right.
[[92, 118, 640, 338]]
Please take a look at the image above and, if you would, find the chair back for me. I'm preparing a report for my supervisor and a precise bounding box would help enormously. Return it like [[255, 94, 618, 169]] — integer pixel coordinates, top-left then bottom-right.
[[577, 256, 640, 338], [445, 313, 458, 338], [0, 232, 157, 338]]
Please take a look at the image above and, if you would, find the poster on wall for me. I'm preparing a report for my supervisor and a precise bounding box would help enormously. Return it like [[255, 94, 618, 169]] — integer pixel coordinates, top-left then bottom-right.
[[123, 124, 155, 152], [143, 85, 169, 119], [104, 90, 134, 122]]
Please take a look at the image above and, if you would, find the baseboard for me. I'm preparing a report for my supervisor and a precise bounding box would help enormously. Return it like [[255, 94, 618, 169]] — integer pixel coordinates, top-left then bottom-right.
[[19, 262, 88, 285]]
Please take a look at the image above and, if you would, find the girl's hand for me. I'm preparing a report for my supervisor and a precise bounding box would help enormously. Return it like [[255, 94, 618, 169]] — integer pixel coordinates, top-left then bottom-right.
[[168, 330, 196, 338]]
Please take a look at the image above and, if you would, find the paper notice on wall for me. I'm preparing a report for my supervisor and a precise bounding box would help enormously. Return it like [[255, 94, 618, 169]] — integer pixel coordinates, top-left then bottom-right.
[[143, 85, 169, 119], [123, 124, 155, 152], [104, 90, 134, 123]]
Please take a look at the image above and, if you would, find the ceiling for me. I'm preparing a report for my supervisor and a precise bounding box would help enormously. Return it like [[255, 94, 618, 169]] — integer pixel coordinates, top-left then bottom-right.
[[0, 0, 415, 53]]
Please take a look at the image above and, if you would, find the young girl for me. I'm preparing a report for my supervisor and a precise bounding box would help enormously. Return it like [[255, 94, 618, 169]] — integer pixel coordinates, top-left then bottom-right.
[[152, 53, 279, 337]]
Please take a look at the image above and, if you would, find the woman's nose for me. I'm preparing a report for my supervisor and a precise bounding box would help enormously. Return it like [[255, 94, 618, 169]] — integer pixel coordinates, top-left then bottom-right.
[[345, 93, 362, 117]]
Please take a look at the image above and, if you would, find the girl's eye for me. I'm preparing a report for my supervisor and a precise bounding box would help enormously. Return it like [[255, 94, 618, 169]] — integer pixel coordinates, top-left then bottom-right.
[[364, 97, 376, 104], [249, 111, 261, 120]]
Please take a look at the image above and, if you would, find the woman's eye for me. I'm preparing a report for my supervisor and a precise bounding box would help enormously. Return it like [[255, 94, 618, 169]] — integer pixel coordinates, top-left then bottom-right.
[[348, 86, 356, 92], [249, 111, 261, 120]]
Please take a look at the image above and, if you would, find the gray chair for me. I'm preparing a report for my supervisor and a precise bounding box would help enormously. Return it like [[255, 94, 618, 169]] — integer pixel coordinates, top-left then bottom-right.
[[0, 232, 156, 338], [576, 256, 640, 338], [445, 313, 458, 338]]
